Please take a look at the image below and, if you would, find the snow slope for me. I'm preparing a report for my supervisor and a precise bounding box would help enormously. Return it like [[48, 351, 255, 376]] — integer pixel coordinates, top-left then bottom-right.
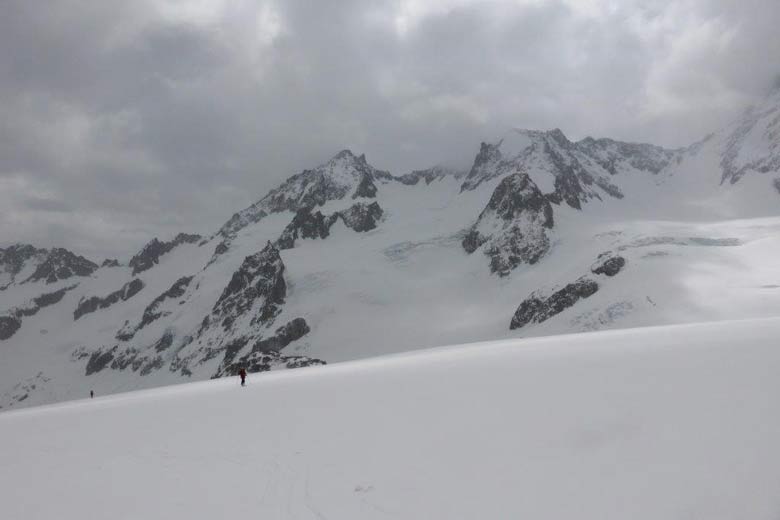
[[1, 318, 779, 519]]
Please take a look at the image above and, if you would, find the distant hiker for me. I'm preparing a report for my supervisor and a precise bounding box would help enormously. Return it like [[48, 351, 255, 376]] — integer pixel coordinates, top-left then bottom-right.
[[239, 368, 247, 387], [90, 390, 94, 399]]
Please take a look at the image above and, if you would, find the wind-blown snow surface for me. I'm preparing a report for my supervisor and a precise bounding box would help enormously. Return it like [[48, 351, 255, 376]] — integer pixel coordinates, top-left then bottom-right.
[[1, 318, 779, 519]]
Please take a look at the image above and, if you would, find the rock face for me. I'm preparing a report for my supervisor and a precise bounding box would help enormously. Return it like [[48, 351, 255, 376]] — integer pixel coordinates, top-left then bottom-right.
[[397, 165, 466, 185], [213, 317, 312, 376], [74, 279, 145, 320], [463, 172, 554, 276], [101, 259, 120, 268], [116, 276, 194, 340], [0, 286, 77, 340], [591, 253, 626, 277], [0, 244, 48, 287], [139, 276, 192, 330], [277, 209, 338, 250], [510, 278, 599, 329], [24, 248, 98, 284], [210, 242, 286, 330], [460, 128, 675, 208], [218, 351, 326, 378], [338, 201, 383, 232], [720, 88, 780, 185], [167, 242, 313, 377], [218, 150, 392, 241], [276, 202, 384, 249], [0, 316, 21, 340], [128, 233, 201, 275], [352, 172, 378, 199]]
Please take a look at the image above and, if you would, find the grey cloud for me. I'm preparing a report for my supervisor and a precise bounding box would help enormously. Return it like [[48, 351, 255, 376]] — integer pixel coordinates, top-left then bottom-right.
[[0, 0, 778, 259]]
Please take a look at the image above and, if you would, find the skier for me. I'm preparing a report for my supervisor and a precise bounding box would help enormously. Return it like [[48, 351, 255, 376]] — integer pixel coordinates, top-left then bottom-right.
[[90, 390, 94, 399], [239, 367, 247, 387]]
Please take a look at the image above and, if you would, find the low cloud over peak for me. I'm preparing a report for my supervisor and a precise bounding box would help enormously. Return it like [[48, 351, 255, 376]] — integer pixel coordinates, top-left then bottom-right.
[[1, 0, 777, 259]]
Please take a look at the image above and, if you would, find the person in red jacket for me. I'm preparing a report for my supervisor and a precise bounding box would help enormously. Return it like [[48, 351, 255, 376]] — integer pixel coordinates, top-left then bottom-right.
[[239, 367, 247, 387]]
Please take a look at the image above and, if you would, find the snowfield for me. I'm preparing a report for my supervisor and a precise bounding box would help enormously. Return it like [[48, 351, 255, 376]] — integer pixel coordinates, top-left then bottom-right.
[[2, 317, 779, 519]]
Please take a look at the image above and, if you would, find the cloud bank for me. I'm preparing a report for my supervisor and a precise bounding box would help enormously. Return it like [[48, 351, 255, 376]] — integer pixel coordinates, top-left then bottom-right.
[[1, 0, 777, 258]]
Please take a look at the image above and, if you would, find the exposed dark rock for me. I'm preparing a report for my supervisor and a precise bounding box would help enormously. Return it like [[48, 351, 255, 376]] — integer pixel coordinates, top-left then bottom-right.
[[275, 202, 383, 250], [135, 276, 193, 332], [510, 278, 599, 329], [153, 331, 175, 352], [397, 166, 466, 185], [460, 141, 504, 191], [101, 259, 120, 268], [337, 201, 383, 232], [24, 248, 98, 284], [254, 318, 310, 354], [0, 244, 47, 283], [352, 172, 378, 198], [139, 356, 164, 376], [277, 208, 338, 250], [463, 172, 554, 276], [461, 129, 670, 204], [212, 318, 311, 377], [128, 233, 201, 275], [217, 150, 391, 240], [591, 253, 626, 277], [214, 240, 229, 256], [0, 286, 77, 340], [115, 322, 135, 342], [74, 278, 145, 320], [85, 347, 118, 375], [0, 316, 21, 340], [218, 351, 326, 378], [33, 286, 74, 309], [211, 242, 286, 331]]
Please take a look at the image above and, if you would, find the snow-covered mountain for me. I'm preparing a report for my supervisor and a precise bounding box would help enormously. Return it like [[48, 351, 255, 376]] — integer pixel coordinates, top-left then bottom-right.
[[2, 88, 780, 410]]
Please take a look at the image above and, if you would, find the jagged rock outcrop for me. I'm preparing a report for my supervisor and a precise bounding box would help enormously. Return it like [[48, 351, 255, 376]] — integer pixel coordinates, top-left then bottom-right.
[[397, 166, 466, 185], [463, 172, 554, 276], [276, 202, 383, 249], [460, 128, 675, 207], [591, 253, 626, 277], [128, 233, 201, 275], [85, 347, 117, 375], [84, 329, 175, 377], [337, 201, 383, 232], [720, 88, 780, 184], [0, 316, 21, 340], [209, 242, 286, 330], [353, 172, 378, 198], [101, 259, 120, 268], [213, 317, 311, 376], [0, 244, 48, 287], [74, 278, 145, 320], [138, 276, 192, 330], [24, 248, 98, 284], [0, 286, 77, 340], [277, 209, 338, 250], [116, 276, 194, 340], [218, 351, 326, 378], [510, 278, 599, 329], [218, 150, 392, 241]]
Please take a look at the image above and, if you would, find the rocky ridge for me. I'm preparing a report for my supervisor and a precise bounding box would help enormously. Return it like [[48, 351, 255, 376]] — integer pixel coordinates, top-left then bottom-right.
[[129, 233, 202, 275], [463, 172, 554, 276], [461, 128, 677, 208]]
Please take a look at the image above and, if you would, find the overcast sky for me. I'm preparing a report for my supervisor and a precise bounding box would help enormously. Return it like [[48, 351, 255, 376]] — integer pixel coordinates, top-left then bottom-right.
[[1, 0, 778, 260]]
